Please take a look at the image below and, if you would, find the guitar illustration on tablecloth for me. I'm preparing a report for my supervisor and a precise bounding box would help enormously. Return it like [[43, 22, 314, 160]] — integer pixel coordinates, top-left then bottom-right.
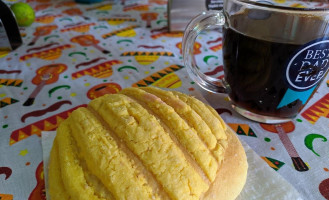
[[28, 25, 58, 46], [260, 122, 309, 172], [70, 34, 110, 54], [23, 64, 67, 106]]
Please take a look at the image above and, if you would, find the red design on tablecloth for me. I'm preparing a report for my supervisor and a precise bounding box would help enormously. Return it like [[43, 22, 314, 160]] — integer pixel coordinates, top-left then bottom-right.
[[302, 93, 329, 124], [10, 105, 87, 145], [75, 57, 106, 69], [27, 0, 51, 3], [260, 121, 295, 134], [21, 100, 72, 122], [0, 167, 12, 180], [151, 32, 183, 39], [34, 3, 52, 11], [176, 41, 201, 55], [28, 162, 46, 200], [62, 7, 83, 16], [210, 44, 223, 52], [35, 14, 62, 24], [61, 23, 96, 33], [27, 43, 60, 53], [140, 12, 158, 28], [71, 35, 110, 54], [0, 70, 21, 74], [72, 60, 122, 79], [28, 25, 58, 46], [206, 37, 223, 52], [204, 65, 224, 80], [87, 83, 122, 100], [207, 37, 222, 44], [20, 44, 74, 61], [149, 0, 167, 5], [123, 4, 149, 11], [319, 178, 329, 200], [138, 45, 164, 49], [23, 64, 67, 106]]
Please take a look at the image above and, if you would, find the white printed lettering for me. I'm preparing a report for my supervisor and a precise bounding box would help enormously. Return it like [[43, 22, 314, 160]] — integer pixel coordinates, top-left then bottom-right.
[[316, 70, 324, 79], [304, 50, 314, 59], [314, 50, 322, 59]]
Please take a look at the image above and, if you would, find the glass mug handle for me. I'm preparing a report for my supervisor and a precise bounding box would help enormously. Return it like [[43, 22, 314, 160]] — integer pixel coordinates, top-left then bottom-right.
[[182, 10, 228, 93]]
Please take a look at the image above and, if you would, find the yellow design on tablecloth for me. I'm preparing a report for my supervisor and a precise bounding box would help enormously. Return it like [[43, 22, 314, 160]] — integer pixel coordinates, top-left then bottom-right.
[[86, 4, 112, 11], [121, 51, 174, 65], [102, 25, 139, 38], [290, 3, 306, 8], [72, 60, 122, 79], [10, 105, 87, 145], [301, 93, 329, 124], [210, 44, 223, 52], [0, 194, 13, 200], [0, 97, 19, 108], [19, 44, 74, 61], [0, 79, 23, 87], [0, 51, 9, 58], [99, 18, 137, 25], [132, 65, 184, 88], [19, 149, 28, 156]]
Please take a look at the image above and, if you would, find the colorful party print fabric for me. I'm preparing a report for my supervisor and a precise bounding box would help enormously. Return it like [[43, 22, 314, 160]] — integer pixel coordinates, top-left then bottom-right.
[[0, 0, 328, 199]]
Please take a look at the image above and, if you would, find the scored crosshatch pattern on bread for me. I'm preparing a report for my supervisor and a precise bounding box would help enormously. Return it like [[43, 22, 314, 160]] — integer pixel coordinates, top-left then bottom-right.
[[48, 87, 248, 200]]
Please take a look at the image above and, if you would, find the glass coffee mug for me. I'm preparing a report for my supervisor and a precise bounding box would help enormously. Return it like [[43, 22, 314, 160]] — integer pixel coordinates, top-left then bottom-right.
[[182, 0, 329, 123]]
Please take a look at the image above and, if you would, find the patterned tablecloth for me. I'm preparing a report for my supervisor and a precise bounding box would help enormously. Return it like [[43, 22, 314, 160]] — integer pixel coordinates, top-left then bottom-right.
[[0, 0, 328, 200]]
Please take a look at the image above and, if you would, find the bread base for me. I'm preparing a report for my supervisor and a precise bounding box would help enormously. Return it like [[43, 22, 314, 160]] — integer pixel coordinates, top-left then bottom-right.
[[203, 127, 248, 200]]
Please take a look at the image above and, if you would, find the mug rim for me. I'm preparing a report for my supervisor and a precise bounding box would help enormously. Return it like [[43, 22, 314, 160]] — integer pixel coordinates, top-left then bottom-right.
[[236, 0, 329, 12]]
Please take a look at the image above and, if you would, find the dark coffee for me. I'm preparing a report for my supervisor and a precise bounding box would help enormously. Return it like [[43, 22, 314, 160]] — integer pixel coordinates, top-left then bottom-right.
[[223, 27, 325, 118]]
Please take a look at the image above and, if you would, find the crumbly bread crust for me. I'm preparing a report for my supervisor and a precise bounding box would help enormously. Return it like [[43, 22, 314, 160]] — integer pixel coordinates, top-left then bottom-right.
[[48, 87, 247, 200]]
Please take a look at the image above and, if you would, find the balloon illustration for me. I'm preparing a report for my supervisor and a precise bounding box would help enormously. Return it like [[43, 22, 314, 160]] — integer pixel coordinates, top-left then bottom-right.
[[319, 178, 329, 200], [304, 134, 327, 157]]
